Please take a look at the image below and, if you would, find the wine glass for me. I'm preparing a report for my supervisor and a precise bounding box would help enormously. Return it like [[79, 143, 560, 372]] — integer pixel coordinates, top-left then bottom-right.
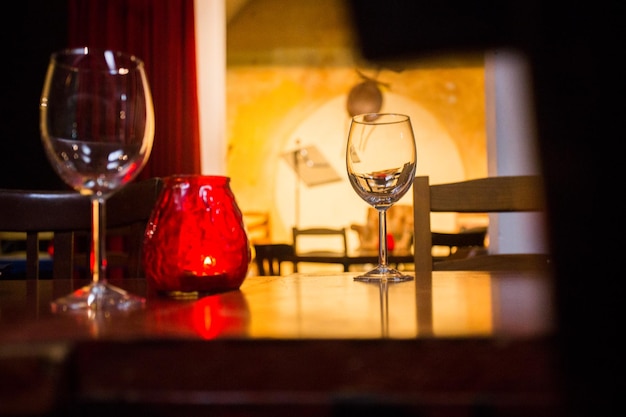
[[346, 113, 417, 282], [40, 47, 155, 312]]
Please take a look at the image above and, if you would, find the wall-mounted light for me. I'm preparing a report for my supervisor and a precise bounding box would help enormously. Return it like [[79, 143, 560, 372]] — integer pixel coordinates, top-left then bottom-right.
[[346, 69, 387, 116]]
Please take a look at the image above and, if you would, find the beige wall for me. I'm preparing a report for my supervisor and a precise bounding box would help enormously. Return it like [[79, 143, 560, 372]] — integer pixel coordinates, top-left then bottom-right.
[[226, 0, 486, 244]]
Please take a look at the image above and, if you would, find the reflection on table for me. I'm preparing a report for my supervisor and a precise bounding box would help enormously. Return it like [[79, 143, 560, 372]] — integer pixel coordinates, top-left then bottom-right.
[[0, 271, 554, 342], [243, 271, 554, 339], [0, 270, 561, 416]]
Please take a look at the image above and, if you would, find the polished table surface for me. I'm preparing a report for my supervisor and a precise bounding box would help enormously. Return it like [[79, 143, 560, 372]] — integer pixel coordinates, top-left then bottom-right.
[[0, 271, 563, 416]]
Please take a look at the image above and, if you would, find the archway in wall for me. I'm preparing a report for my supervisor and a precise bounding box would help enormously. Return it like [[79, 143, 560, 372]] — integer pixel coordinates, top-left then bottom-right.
[[273, 93, 466, 253]]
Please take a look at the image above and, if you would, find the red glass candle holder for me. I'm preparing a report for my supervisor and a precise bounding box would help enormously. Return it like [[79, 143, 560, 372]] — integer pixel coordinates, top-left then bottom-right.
[[143, 175, 251, 296]]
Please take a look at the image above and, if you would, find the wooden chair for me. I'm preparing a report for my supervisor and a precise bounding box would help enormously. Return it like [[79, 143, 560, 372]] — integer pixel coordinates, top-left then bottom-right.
[[253, 243, 295, 276], [291, 227, 349, 272], [0, 177, 163, 279], [413, 175, 551, 272]]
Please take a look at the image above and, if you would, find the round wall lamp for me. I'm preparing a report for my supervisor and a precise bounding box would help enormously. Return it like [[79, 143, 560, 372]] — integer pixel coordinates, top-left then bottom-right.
[[346, 69, 387, 117]]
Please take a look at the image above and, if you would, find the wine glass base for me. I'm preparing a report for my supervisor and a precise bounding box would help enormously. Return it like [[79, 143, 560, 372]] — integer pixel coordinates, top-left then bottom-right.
[[353, 265, 414, 283], [51, 282, 146, 313]]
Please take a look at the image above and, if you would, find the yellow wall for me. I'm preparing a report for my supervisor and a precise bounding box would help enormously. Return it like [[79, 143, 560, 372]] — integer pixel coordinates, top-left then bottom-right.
[[226, 0, 486, 243]]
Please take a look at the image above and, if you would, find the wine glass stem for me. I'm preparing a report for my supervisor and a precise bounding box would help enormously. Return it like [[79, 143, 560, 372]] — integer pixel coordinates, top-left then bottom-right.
[[91, 197, 107, 284], [378, 209, 389, 267]]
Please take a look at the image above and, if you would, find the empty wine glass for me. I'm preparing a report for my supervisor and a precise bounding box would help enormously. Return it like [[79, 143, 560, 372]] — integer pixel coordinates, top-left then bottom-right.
[[346, 113, 417, 282], [40, 47, 154, 312]]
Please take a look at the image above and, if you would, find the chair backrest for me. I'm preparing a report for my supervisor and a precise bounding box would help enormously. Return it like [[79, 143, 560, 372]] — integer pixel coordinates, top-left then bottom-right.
[[253, 243, 295, 276], [413, 175, 549, 272], [291, 227, 348, 256], [0, 177, 163, 279]]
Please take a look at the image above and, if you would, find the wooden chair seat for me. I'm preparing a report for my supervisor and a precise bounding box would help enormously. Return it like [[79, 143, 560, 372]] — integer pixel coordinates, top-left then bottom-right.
[[434, 253, 553, 271]]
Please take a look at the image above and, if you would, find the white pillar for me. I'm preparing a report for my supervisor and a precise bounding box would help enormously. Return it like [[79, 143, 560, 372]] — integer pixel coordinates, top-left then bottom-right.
[[484, 49, 548, 254], [194, 0, 227, 175]]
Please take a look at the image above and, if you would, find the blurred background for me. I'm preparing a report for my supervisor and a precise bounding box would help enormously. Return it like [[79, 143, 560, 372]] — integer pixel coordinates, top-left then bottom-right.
[[6, 0, 541, 256]]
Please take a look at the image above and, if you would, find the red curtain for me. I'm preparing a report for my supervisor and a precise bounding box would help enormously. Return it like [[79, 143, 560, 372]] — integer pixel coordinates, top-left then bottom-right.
[[67, 0, 201, 179]]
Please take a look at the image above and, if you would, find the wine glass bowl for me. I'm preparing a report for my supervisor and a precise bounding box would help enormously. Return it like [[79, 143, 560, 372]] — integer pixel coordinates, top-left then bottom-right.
[[346, 113, 417, 282], [40, 47, 154, 312]]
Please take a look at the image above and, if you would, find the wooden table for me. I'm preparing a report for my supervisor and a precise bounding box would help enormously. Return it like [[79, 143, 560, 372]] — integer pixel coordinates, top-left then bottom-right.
[[0, 271, 564, 416]]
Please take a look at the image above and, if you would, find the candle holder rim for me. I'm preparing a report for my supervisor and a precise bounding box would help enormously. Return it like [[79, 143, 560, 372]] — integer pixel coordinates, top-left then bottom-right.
[[163, 174, 231, 182]]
